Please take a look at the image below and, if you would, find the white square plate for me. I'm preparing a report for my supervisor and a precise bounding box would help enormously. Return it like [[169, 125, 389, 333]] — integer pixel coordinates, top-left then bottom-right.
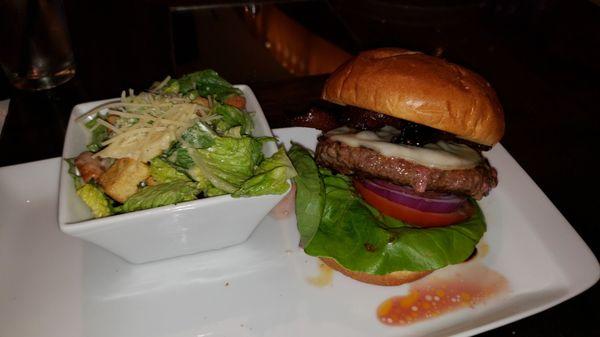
[[0, 127, 597, 337]]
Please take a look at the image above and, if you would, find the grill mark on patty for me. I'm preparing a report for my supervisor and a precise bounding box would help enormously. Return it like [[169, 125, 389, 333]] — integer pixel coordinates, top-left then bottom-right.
[[316, 137, 497, 200]]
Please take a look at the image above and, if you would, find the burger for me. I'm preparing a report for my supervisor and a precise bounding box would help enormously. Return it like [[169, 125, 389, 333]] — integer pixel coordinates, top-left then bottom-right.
[[288, 48, 504, 286]]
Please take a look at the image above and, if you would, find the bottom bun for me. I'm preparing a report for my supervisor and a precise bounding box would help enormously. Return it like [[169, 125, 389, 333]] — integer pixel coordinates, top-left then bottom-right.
[[320, 257, 433, 286]]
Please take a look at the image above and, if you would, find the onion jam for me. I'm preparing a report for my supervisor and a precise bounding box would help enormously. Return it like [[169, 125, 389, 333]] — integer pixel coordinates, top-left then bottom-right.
[[291, 101, 491, 152]]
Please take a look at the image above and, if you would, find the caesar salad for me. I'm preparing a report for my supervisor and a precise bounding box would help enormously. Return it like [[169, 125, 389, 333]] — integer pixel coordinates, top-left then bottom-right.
[[66, 70, 296, 218]]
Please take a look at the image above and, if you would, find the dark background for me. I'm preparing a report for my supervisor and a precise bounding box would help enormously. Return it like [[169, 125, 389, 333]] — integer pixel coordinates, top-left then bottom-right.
[[0, 0, 598, 336]]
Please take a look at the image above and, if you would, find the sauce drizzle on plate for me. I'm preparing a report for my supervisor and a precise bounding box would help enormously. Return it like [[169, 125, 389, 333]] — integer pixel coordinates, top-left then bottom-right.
[[377, 263, 508, 326], [307, 262, 334, 287]]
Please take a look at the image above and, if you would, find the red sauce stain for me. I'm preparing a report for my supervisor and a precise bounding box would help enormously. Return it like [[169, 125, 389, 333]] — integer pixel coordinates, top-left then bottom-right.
[[269, 183, 296, 219], [377, 263, 508, 326]]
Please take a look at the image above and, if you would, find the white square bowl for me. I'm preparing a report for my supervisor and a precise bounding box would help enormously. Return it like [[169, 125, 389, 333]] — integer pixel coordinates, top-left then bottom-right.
[[58, 85, 288, 263]]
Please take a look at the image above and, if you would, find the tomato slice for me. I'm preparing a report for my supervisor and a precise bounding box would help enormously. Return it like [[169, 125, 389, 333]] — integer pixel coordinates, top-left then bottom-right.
[[354, 180, 473, 227]]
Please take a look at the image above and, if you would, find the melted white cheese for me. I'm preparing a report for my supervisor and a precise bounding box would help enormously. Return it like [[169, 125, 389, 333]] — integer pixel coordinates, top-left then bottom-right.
[[328, 127, 481, 170]]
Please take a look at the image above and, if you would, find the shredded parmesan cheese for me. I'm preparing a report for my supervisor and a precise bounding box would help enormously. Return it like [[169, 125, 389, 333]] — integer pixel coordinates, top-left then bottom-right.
[[91, 93, 201, 162], [95, 117, 120, 134]]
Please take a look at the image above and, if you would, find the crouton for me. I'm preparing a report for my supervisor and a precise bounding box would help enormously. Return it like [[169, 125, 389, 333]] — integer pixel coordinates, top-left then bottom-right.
[[98, 158, 150, 203], [224, 95, 246, 109]]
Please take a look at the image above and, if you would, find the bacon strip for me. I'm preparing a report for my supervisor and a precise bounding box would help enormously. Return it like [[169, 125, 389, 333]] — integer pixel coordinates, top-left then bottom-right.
[[74, 151, 106, 183]]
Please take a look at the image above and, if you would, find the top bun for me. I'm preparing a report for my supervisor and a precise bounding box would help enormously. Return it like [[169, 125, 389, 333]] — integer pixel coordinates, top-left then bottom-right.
[[322, 48, 505, 146]]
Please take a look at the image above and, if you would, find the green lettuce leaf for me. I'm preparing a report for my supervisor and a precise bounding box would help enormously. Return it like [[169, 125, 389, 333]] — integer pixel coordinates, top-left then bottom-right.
[[161, 79, 179, 94], [182, 135, 262, 193], [169, 147, 195, 169], [162, 69, 242, 101], [205, 185, 227, 197], [77, 184, 113, 218], [223, 126, 242, 138], [211, 102, 253, 135], [85, 117, 109, 152], [293, 150, 486, 273], [184, 166, 212, 192], [288, 144, 324, 247], [149, 157, 190, 184], [233, 147, 297, 197], [180, 121, 217, 149], [162, 141, 214, 193], [116, 181, 200, 213], [65, 158, 84, 189]]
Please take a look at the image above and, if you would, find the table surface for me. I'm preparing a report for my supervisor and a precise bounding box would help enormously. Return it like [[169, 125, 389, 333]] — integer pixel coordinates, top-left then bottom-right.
[[0, 0, 598, 336]]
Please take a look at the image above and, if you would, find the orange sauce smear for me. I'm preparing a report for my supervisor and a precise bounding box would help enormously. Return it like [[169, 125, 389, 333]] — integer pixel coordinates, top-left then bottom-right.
[[307, 262, 334, 287], [377, 263, 508, 326], [477, 241, 490, 258]]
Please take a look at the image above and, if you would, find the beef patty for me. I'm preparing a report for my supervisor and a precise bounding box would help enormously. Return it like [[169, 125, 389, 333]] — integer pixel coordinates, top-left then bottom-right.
[[316, 137, 498, 200]]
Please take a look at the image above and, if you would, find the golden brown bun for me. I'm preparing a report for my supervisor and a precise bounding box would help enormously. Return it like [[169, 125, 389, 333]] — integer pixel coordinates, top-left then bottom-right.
[[320, 257, 432, 286], [322, 48, 505, 146]]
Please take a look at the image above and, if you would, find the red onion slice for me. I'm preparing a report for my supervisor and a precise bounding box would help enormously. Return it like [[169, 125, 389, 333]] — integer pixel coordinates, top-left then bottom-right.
[[361, 179, 466, 213]]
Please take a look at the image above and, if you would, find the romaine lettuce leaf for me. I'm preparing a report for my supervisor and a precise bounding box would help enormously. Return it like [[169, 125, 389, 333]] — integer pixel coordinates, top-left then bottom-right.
[[77, 183, 113, 218], [223, 126, 242, 138], [233, 147, 297, 197], [149, 157, 190, 184], [85, 117, 109, 152], [180, 121, 216, 149], [205, 185, 227, 197], [162, 141, 214, 193], [116, 181, 200, 213], [184, 166, 211, 192], [174, 134, 291, 197], [191, 136, 263, 192], [168, 147, 195, 169], [162, 69, 242, 102], [211, 102, 253, 135], [65, 158, 84, 189], [292, 146, 486, 273]]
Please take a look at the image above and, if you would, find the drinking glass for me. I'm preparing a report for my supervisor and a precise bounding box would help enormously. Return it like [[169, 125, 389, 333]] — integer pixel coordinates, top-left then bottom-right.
[[0, 0, 76, 90]]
